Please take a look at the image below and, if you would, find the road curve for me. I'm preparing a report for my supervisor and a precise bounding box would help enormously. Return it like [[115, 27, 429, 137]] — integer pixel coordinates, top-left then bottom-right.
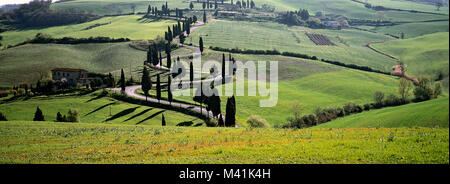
[[110, 20, 228, 122]]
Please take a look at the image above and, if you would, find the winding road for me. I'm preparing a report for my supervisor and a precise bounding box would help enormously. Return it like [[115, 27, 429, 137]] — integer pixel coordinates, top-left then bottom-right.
[[110, 20, 229, 121]]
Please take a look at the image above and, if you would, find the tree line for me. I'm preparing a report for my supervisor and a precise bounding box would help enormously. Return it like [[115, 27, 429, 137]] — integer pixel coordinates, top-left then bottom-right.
[[284, 77, 443, 129], [209, 46, 390, 75], [0, 0, 95, 28]]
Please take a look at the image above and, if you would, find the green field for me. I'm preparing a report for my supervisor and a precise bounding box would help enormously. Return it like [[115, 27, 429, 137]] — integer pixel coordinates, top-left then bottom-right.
[[0, 90, 203, 126], [313, 97, 449, 129], [161, 51, 400, 126], [255, 0, 448, 21], [0, 121, 447, 163], [0, 42, 193, 87], [364, 0, 449, 14], [186, 20, 398, 72], [52, 0, 189, 16], [0, 15, 176, 47], [371, 32, 449, 80], [358, 21, 449, 39]]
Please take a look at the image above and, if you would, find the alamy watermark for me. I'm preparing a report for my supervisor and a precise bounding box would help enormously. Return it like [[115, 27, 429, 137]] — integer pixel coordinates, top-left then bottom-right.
[[167, 53, 278, 107]]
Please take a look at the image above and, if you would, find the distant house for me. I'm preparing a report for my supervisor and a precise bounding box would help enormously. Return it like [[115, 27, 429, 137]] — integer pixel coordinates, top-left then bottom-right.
[[217, 11, 239, 17], [51, 68, 90, 86], [322, 21, 340, 27]]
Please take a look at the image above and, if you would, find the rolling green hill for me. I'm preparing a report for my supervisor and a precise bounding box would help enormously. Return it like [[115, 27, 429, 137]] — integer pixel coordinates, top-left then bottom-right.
[[358, 21, 449, 39], [168, 51, 399, 126], [52, 0, 189, 16], [0, 42, 192, 87], [186, 20, 398, 72], [0, 15, 176, 47], [312, 97, 449, 129], [256, 0, 448, 20], [0, 90, 203, 126], [371, 32, 449, 81]]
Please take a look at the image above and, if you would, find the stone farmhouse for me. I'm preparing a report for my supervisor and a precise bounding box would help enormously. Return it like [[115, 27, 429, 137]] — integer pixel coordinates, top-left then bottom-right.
[[51, 68, 91, 86]]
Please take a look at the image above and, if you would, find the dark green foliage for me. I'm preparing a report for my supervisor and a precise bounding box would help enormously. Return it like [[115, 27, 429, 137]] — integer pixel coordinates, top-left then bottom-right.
[[156, 74, 161, 102], [168, 76, 173, 104], [17, 33, 129, 46], [162, 114, 166, 126], [120, 69, 126, 92], [67, 109, 80, 122], [374, 91, 385, 107], [250, 0, 255, 8], [199, 37, 204, 54], [218, 114, 224, 127], [225, 96, 236, 127], [141, 67, 151, 101], [203, 10, 207, 23], [56, 112, 63, 122], [33, 106, 44, 121], [0, 0, 95, 28], [0, 112, 7, 121], [190, 2, 194, 10], [414, 77, 435, 101], [222, 53, 226, 84], [190, 62, 194, 87]]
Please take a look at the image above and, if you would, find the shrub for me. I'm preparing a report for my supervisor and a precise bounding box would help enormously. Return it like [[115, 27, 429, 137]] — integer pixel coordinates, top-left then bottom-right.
[[363, 104, 372, 111], [33, 107, 45, 121], [17, 88, 26, 96], [247, 115, 270, 128], [56, 112, 64, 122], [0, 112, 7, 121], [343, 102, 357, 115], [414, 77, 434, 101], [374, 91, 385, 106], [433, 83, 442, 98], [9, 89, 17, 96], [67, 108, 80, 122]]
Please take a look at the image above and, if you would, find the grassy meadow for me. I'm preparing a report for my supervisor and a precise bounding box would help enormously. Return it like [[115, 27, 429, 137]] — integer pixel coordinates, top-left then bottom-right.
[[371, 32, 449, 80], [0, 15, 176, 47], [0, 42, 193, 87], [358, 21, 449, 39], [186, 20, 398, 72], [256, 0, 448, 21], [160, 51, 400, 126], [0, 90, 204, 126], [313, 97, 449, 129], [52, 0, 190, 16], [0, 121, 448, 164]]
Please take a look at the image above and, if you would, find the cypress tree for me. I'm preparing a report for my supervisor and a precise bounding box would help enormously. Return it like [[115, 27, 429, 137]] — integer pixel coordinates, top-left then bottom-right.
[[56, 112, 63, 122], [141, 67, 151, 101], [199, 37, 204, 54], [0, 112, 7, 121], [218, 114, 224, 127], [225, 96, 236, 127], [120, 69, 126, 92], [203, 10, 207, 23], [180, 34, 185, 44], [33, 106, 45, 121], [168, 26, 173, 41], [161, 114, 166, 126], [156, 74, 161, 102], [190, 62, 194, 87], [222, 53, 226, 84], [159, 52, 162, 66], [168, 76, 173, 104], [167, 52, 172, 69], [203, 2, 206, 9], [177, 21, 181, 35]]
